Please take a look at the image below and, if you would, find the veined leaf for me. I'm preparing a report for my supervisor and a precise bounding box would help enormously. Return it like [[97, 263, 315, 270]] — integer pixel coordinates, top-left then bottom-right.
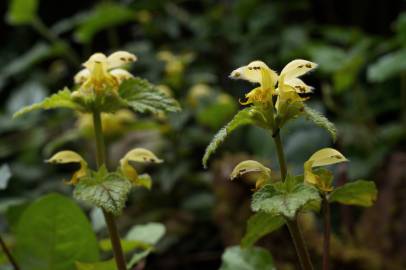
[[329, 180, 377, 207], [13, 88, 80, 118], [119, 77, 180, 115], [7, 0, 38, 25], [241, 212, 285, 248], [73, 168, 132, 215], [252, 182, 320, 219], [202, 108, 255, 168], [125, 223, 166, 268], [15, 194, 99, 270], [126, 222, 166, 245], [303, 105, 336, 141], [219, 246, 276, 270]]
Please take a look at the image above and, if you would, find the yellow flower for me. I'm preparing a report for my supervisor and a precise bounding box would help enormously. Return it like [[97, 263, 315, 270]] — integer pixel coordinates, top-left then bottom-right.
[[47, 151, 88, 185], [276, 59, 317, 95], [304, 148, 348, 191], [120, 148, 163, 186], [74, 51, 137, 93], [230, 160, 272, 190], [229, 59, 317, 106], [229, 60, 278, 105]]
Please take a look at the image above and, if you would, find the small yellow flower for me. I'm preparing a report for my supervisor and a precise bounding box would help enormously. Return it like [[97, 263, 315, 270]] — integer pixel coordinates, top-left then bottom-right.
[[304, 148, 348, 191], [74, 51, 137, 93], [120, 148, 163, 186], [230, 160, 272, 190], [47, 150, 88, 185], [276, 59, 317, 95], [229, 60, 278, 105], [229, 59, 317, 106]]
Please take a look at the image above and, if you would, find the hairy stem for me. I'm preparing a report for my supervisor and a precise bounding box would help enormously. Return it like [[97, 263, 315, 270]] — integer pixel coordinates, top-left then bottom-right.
[[92, 109, 127, 270], [272, 132, 314, 270], [0, 235, 20, 270], [322, 194, 331, 270]]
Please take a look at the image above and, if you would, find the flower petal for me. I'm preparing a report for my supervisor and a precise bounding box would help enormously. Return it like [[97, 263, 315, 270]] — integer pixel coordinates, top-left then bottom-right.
[[107, 51, 137, 69], [280, 59, 317, 81], [47, 151, 88, 185], [110, 68, 133, 83], [74, 69, 90, 84], [285, 77, 314, 94], [47, 150, 86, 164], [120, 148, 162, 185], [121, 148, 163, 164], [229, 60, 278, 86], [307, 148, 348, 168], [83, 53, 108, 70], [230, 160, 271, 189]]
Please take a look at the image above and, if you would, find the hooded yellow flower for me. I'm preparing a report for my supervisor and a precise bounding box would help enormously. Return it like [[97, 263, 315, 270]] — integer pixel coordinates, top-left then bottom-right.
[[120, 148, 163, 187], [229, 60, 278, 105], [230, 160, 272, 190], [229, 59, 317, 106], [74, 51, 137, 93], [47, 150, 88, 185], [304, 148, 348, 191]]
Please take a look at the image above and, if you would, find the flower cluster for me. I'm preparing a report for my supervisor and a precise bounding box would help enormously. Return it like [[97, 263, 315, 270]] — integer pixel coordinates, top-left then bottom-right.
[[74, 51, 137, 94], [229, 59, 317, 108]]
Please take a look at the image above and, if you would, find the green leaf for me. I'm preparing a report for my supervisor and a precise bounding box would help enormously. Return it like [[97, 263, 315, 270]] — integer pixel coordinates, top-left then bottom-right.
[[202, 108, 255, 168], [125, 222, 166, 245], [303, 105, 336, 141], [127, 249, 152, 268], [75, 260, 116, 270], [219, 246, 276, 270], [252, 181, 320, 219], [125, 222, 166, 267], [119, 77, 181, 115], [0, 164, 12, 190], [329, 180, 377, 207], [367, 49, 406, 82], [7, 0, 38, 25], [13, 88, 80, 118], [75, 3, 135, 43], [73, 168, 133, 215], [15, 193, 99, 270], [241, 212, 285, 248]]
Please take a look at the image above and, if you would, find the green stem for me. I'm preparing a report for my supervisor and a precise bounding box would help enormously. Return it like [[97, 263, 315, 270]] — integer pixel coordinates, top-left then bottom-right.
[[272, 133, 314, 270], [286, 220, 314, 270], [0, 235, 20, 270], [92, 109, 127, 270], [273, 132, 287, 180], [322, 194, 331, 270]]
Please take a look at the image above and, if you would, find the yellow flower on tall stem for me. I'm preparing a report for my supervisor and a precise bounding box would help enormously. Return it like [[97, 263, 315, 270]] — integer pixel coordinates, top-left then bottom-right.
[[74, 51, 137, 93]]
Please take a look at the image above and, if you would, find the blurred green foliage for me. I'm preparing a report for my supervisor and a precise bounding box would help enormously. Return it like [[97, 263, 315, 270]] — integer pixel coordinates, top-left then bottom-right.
[[1, 0, 406, 269]]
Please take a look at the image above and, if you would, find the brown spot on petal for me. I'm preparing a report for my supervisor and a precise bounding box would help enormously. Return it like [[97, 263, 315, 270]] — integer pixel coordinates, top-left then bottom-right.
[[305, 63, 312, 68], [298, 65, 304, 68]]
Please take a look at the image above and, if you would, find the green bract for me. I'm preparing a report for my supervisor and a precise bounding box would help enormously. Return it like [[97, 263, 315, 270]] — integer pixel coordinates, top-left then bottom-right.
[[251, 176, 321, 220], [73, 166, 133, 215]]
